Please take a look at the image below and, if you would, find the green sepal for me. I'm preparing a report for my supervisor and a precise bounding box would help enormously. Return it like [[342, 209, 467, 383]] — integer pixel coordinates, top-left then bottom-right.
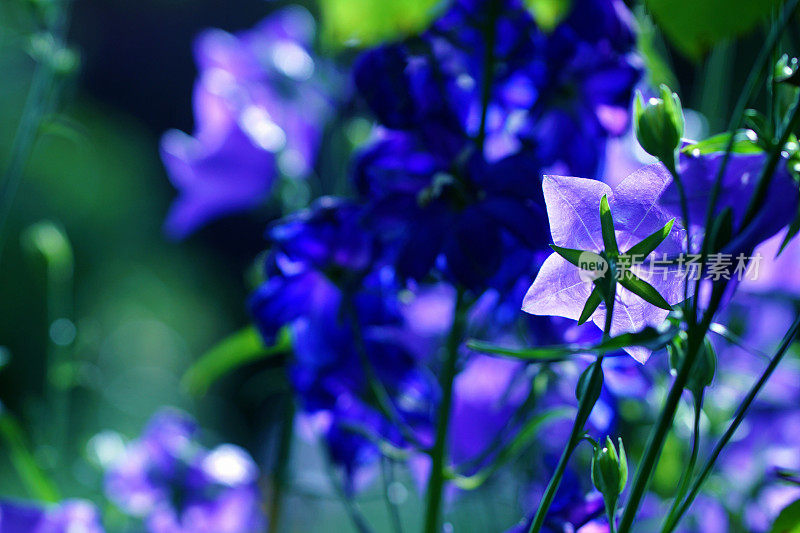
[[619, 270, 672, 310]]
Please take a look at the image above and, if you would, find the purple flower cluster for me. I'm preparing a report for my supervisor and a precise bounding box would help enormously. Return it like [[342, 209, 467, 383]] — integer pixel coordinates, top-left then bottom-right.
[[161, 6, 335, 238], [246, 0, 643, 484], [105, 409, 265, 533]]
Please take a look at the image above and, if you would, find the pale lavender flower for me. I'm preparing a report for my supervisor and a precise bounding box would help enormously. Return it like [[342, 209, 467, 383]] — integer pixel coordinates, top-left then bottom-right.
[[0, 499, 104, 533], [522, 168, 687, 362]]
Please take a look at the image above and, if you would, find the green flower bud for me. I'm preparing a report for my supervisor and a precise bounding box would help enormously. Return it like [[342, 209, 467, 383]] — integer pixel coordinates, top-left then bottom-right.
[[668, 334, 717, 395], [591, 436, 628, 518], [775, 54, 800, 86], [633, 85, 685, 167]]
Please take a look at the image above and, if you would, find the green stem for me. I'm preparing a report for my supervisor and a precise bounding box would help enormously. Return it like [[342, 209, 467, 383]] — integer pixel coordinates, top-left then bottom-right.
[[475, 0, 499, 151], [528, 285, 614, 533], [661, 393, 703, 532], [381, 457, 404, 533], [616, 326, 703, 533], [0, 2, 71, 262], [422, 288, 467, 533], [662, 312, 800, 532], [268, 397, 295, 533]]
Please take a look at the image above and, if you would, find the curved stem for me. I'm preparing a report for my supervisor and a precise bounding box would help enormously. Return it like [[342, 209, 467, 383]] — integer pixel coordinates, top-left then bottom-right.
[[422, 288, 467, 533]]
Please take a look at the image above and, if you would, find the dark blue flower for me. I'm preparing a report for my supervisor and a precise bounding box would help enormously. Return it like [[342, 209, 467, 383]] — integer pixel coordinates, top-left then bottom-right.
[[0, 500, 104, 533], [248, 199, 439, 482]]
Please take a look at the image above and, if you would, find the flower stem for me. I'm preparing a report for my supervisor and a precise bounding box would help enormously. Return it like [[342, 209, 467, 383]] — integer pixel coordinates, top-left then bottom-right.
[[422, 287, 467, 533], [661, 312, 800, 532], [526, 355, 605, 533], [528, 284, 614, 533], [660, 393, 702, 532]]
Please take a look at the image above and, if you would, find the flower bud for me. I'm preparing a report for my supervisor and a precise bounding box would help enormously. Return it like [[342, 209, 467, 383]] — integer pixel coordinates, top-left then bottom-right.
[[668, 335, 716, 396], [633, 85, 684, 167], [591, 436, 628, 513]]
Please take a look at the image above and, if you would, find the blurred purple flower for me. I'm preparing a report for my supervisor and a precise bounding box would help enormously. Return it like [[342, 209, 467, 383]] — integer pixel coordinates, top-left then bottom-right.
[[658, 151, 799, 255], [105, 409, 265, 533], [522, 169, 686, 362], [161, 6, 335, 238], [248, 198, 438, 484], [0, 500, 104, 533]]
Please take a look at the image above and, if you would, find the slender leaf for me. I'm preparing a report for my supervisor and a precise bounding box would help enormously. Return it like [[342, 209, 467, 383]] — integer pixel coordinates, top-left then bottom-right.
[[578, 286, 603, 325], [624, 219, 675, 260], [0, 411, 59, 502], [182, 326, 290, 396], [599, 195, 619, 255], [467, 323, 679, 361], [619, 270, 673, 310], [681, 131, 763, 156]]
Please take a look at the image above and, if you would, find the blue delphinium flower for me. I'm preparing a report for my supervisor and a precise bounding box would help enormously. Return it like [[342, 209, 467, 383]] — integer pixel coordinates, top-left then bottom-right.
[[105, 409, 265, 533], [0, 499, 104, 533], [353, 0, 641, 290], [248, 198, 438, 483], [161, 6, 335, 238]]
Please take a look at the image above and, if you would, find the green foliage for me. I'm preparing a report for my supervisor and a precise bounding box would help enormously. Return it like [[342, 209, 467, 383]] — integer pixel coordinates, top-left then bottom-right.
[[770, 499, 800, 533], [645, 0, 783, 59], [182, 327, 290, 396], [318, 0, 441, 48], [525, 0, 572, 31]]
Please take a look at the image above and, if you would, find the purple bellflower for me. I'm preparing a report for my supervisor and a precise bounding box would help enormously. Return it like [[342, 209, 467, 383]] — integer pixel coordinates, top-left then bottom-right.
[[105, 409, 265, 533], [0, 499, 104, 533], [161, 6, 334, 238], [523, 169, 686, 363]]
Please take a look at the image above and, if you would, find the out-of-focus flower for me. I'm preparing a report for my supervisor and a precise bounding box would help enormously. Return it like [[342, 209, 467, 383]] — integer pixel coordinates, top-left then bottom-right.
[[161, 6, 335, 238], [522, 170, 686, 362], [0, 499, 104, 533], [509, 470, 606, 533], [658, 151, 799, 255], [248, 198, 438, 484], [105, 409, 265, 533]]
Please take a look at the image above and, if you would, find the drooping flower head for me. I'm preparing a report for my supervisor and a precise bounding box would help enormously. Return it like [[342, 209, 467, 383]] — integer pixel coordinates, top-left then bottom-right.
[[105, 409, 265, 533], [161, 6, 335, 238]]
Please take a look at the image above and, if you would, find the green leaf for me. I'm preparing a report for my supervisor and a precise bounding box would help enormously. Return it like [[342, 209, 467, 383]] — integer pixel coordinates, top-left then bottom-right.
[[181, 327, 290, 396], [576, 361, 604, 404], [624, 219, 675, 261], [619, 270, 673, 310], [681, 131, 763, 156], [467, 323, 679, 361], [578, 286, 603, 325], [0, 410, 59, 502], [524, 0, 573, 32], [770, 498, 800, 533], [318, 0, 441, 48], [599, 195, 619, 255], [645, 0, 783, 60], [779, 210, 800, 254]]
